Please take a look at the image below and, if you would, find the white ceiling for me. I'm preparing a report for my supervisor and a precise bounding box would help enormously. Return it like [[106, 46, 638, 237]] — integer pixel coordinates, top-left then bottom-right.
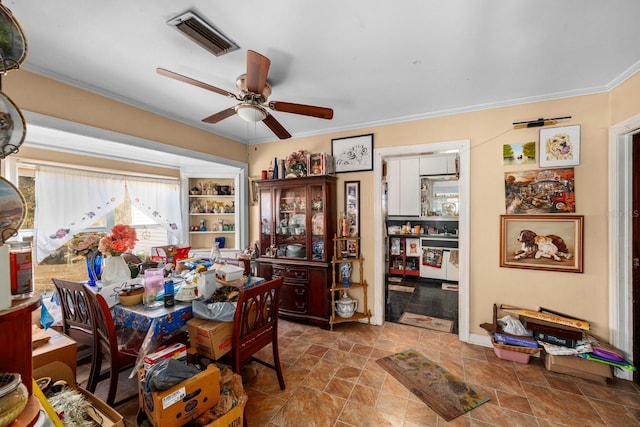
[[6, 0, 640, 145]]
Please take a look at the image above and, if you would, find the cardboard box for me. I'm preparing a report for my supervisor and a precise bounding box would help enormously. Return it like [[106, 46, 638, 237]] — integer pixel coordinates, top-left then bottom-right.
[[216, 264, 244, 282], [543, 352, 613, 384], [203, 400, 245, 427], [198, 368, 247, 427], [33, 361, 124, 427], [32, 329, 78, 378], [139, 364, 221, 427], [143, 342, 187, 370], [187, 318, 234, 360], [307, 152, 335, 176]]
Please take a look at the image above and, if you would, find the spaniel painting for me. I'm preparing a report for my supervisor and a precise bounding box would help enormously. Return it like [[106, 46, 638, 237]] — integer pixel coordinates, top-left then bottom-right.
[[514, 229, 572, 261], [502, 215, 582, 272]]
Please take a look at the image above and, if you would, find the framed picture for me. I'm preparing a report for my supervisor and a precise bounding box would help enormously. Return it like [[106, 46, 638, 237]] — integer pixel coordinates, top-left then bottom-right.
[[539, 125, 580, 168], [331, 133, 374, 173], [503, 141, 536, 166], [248, 176, 260, 206], [347, 239, 358, 257], [504, 168, 575, 214], [500, 214, 583, 273], [344, 180, 360, 237]]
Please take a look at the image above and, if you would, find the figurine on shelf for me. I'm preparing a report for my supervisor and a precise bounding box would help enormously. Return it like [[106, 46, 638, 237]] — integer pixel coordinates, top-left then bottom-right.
[[199, 219, 206, 232], [340, 262, 352, 287], [190, 200, 202, 213]]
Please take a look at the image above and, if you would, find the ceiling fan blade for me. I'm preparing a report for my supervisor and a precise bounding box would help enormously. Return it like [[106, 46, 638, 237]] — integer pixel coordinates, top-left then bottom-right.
[[263, 114, 291, 139], [246, 50, 270, 95], [269, 101, 334, 120], [157, 67, 237, 99], [202, 107, 237, 124]]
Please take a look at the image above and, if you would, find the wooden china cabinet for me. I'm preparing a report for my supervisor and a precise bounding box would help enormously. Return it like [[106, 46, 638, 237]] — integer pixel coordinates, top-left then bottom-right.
[[256, 175, 337, 328]]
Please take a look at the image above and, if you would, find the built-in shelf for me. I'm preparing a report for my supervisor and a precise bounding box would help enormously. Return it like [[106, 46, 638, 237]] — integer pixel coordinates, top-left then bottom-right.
[[189, 231, 235, 234], [189, 213, 234, 216]]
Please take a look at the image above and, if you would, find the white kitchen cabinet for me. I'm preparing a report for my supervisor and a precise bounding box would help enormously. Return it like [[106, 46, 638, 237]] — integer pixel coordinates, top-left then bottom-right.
[[386, 157, 420, 216], [419, 154, 457, 176]]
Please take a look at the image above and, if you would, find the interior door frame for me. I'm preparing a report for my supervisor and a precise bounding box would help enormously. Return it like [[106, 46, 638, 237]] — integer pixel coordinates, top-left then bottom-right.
[[373, 139, 471, 341], [609, 113, 640, 380]]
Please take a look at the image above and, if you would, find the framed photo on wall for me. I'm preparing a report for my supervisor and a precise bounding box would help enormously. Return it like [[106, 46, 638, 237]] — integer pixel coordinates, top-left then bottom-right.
[[248, 176, 260, 206], [500, 214, 583, 273], [344, 180, 360, 237], [331, 134, 373, 173], [539, 125, 580, 168], [504, 168, 575, 214]]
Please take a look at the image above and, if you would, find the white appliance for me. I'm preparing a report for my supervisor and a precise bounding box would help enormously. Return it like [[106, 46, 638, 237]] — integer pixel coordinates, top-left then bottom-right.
[[420, 238, 459, 282]]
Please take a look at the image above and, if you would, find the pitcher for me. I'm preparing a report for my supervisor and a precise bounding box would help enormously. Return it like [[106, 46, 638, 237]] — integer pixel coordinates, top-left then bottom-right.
[[143, 268, 164, 308]]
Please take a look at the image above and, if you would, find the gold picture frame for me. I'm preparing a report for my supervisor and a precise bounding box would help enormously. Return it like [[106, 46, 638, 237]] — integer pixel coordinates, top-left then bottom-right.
[[500, 214, 583, 273]]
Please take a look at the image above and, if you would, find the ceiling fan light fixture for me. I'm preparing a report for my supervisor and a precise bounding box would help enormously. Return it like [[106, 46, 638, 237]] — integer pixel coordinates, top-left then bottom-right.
[[167, 11, 239, 57], [236, 103, 267, 122]]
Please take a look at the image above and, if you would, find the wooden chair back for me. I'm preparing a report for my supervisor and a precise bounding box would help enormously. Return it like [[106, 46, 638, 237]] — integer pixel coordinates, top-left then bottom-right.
[[51, 278, 93, 349], [231, 276, 285, 390], [83, 284, 138, 406]]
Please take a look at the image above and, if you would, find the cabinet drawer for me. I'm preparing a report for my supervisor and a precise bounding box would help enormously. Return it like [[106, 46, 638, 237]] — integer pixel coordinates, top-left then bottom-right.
[[280, 282, 308, 314], [272, 265, 308, 281]]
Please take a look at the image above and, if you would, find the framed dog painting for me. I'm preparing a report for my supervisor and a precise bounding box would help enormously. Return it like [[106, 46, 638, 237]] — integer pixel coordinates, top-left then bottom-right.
[[539, 125, 580, 168], [500, 214, 583, 273]]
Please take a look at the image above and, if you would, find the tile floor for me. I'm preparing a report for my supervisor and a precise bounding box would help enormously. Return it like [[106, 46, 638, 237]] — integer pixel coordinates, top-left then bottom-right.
[[83, 318, 640, 426]]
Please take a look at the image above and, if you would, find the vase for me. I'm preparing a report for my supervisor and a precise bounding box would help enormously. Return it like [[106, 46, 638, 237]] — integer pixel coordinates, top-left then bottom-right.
[[85, 249, 103, 287], [101, 254, 131, 286], [335, 291, 358, 318], [340, 262, 352, 287]]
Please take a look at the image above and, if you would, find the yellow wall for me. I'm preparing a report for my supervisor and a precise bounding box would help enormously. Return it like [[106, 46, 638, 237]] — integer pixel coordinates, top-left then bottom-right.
[[3, 71, 248, 163], [5, 69, 640, 339], [250, 73, 640, 339]]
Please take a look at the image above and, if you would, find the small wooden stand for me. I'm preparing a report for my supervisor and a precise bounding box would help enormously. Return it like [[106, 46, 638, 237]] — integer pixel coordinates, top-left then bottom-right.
[[329, 235, 371, 330]]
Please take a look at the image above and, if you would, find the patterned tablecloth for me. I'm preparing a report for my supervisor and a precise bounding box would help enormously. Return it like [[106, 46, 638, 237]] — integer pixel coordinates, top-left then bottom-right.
[[112, 302, 193, 343]]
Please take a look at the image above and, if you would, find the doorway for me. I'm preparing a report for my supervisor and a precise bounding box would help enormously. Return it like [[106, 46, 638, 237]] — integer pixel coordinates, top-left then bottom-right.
[[633, 133, 640, 383], [373, 140, 471, 341], [609, 114, 640, 381]]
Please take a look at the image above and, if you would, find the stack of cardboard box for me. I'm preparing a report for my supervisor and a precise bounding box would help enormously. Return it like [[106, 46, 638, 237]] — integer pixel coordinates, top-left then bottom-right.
[[138, 344, 246, 427], [498, 304, 616, 384]]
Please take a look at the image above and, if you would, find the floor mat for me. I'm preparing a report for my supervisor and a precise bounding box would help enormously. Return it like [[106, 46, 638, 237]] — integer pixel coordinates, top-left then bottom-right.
[[398, 312, 454, 332], [376, 349, 490, 421], [388, 284, 415, 293]]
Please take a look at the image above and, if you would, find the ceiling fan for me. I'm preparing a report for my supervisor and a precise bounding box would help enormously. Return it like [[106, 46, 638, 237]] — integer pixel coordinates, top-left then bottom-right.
[[157, 50, 334, 139]]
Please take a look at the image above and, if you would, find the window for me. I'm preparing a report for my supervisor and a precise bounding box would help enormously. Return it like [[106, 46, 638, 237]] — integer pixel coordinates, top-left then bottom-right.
[[16, 164, 182, 293]]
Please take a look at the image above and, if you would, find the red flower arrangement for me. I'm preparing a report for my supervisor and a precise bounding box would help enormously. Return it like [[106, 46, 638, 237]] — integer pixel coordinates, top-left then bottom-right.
[[98, 224, 138, 256]]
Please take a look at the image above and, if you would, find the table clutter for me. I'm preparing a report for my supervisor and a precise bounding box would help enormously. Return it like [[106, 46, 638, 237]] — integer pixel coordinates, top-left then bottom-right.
[[108, 252, 263, 377], [480, 303, 634, 383]]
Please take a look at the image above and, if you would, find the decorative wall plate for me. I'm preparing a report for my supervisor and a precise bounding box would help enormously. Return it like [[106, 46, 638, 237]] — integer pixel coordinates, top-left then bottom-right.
[[0, 4, 28, 72], [0, 176, 26, 243], [0, 91, 26, 159]]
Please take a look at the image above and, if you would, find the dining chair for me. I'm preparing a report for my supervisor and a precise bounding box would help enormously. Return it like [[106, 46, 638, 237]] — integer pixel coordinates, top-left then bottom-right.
[[227, 276, 286, 390], [51, 278, 94, 364], [83, 284, 140, 406]]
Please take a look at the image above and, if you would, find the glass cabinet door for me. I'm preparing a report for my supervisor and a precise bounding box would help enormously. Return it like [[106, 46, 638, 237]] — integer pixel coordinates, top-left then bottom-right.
[[276, 185, 307, 259], [259, 187, 272, 256], [310, 184, 326, 261]]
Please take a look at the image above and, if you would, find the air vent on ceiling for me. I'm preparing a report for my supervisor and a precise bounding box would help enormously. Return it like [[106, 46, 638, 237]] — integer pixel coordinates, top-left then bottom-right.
[[167, 11, 239, 57]]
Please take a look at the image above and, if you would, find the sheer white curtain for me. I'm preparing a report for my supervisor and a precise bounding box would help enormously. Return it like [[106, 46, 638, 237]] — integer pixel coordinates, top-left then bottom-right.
[[35, 166, 125, 263], [126, 176, 182, 242]]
